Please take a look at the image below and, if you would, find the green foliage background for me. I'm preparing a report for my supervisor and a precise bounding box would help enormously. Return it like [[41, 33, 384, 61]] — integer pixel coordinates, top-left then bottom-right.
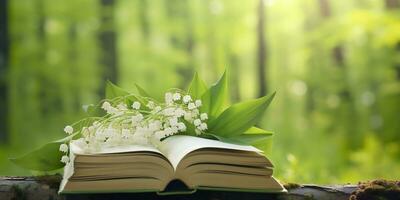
[[1, 0, 400, 184]]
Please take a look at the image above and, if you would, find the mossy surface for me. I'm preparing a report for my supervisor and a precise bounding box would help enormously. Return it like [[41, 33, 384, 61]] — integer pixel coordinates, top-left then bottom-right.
[[349, 179, 400, 200], [33, 174, 62, 189], [283, 182, 302, 190], [10, 184, 26, 200]]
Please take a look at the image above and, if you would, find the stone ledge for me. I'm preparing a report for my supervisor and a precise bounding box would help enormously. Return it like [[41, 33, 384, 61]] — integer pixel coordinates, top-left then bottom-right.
[[1, 176, 398, 200]]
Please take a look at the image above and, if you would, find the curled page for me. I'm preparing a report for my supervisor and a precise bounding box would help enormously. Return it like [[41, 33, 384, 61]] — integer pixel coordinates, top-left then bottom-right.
[[159, 135, 262, 169]]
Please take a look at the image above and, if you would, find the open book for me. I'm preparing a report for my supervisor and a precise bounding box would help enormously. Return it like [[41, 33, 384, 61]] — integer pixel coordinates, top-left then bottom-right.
[[59, 135, 285, 194]]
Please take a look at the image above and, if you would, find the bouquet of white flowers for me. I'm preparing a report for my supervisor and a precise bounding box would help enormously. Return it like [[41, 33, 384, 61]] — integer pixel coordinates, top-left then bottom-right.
[[11, 71, 276, 171]]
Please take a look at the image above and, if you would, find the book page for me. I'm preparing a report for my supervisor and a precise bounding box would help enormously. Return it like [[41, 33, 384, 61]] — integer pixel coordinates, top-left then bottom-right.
[[70, 140, 162, 155], [158, 135, 262, 169]]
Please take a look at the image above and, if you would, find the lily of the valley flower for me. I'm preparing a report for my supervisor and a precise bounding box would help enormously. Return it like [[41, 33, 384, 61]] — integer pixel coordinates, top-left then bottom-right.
[[183, 95, 191, 103], [188, 103, 196, 110], [131, 101, 141, 110], [195, 100, 202, 107], [61, 155, 70, 163], [173, 93, 181, 101], [64, 126, 73, 134], [200, 113, 208, 120], [59, 144, 68, 153], [194, 119, 202, 127], [60, 91, 209, 164]]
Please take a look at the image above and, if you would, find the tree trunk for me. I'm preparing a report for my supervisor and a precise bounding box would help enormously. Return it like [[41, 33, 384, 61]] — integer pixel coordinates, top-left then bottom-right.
[[230, 54, 241, 102], [182, 0, 195, 87], [98, 0, 117, 98], [0, 0, 8, 143], [385, 0, 400, 80], [257, 0, 267, 97], [138, 0, 149, 41], [318, 0, 345, 67], [318, 0, 359, 148], [385, 0, 400, 8], [302, 3, 318, 116], [36, 0, 51, 116], [166, 0, 195, 88]]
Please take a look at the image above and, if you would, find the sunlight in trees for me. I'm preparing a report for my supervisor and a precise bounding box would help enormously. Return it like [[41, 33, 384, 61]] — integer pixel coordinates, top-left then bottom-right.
[[0, 0, 399, 183]]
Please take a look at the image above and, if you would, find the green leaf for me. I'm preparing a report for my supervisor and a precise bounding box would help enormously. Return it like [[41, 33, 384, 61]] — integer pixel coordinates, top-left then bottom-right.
[[182, 120, 197, 136], [105, 81, 149, 109], [9, 133, 78, 171], [202, 127, 273, 145], [105, 81, 129, 99], [208, 92, 276, 137], [135, 83, 151, 98], [251, 135, 273, 153], [230, 133, 272, 144], [188, 72, 208, 99], [244, 126, 274, 135], [200, 71, 228, 120], [82, 104, 105, 117], [10, 142, 64, 171], [201, 133, 248, 145], [134, 83, 161, 103], [199, 133, 219, 140]]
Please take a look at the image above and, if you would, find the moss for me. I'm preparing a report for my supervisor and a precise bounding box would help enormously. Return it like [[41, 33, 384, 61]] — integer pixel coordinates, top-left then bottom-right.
[[349, 179, 400, 200], [283, 182, 302, 190], [10, 184, 26, 200], [33, 174, 62, 189]]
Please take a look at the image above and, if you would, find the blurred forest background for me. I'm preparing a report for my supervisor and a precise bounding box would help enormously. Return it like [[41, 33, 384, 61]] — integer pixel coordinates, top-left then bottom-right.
[[0, 0, 400, 184]]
